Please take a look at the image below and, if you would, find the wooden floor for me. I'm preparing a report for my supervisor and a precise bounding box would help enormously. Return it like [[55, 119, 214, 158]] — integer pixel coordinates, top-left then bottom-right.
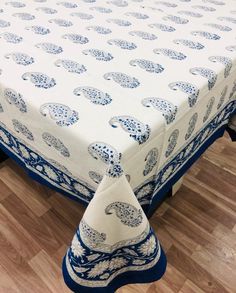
[[0, 133, 235, 293]]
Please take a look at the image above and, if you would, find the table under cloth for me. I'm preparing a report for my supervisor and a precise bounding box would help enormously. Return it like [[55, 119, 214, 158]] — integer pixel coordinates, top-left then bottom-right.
[[0, 0, 236, 292]]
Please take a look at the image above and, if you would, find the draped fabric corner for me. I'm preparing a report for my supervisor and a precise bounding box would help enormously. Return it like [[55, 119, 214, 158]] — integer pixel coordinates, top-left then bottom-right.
[[63, 170, 167, 292]]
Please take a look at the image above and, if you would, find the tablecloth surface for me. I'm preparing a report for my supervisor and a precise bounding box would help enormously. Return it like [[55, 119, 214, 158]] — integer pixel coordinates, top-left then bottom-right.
[[0, 0, 236, 292]]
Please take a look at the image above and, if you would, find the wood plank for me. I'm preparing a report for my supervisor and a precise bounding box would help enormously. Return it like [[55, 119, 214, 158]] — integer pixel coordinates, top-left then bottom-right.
[[29, 250, 71, 293], [0, 233, 52, 293], [0, 165, 51, 217], [167, 245, 229, 293], [0, 203, 41, 260], [179, 279, 206, 293]]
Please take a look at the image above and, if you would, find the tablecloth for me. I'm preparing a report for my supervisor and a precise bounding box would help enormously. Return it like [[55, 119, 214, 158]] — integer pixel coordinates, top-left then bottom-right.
[[0, 0, 236, 292]]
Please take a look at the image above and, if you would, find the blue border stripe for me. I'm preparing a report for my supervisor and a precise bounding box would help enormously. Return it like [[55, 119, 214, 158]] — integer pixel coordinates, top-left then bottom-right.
[[62, 246, 167, 293]]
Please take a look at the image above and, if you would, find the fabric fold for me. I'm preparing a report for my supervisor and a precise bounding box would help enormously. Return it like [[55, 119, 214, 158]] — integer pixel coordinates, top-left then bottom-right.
[[62, 171, 167, 293]]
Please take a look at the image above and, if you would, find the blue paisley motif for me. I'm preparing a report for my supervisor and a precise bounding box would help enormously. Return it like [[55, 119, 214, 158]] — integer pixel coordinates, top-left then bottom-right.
[[208, 56, 232, 78], [143, 148, 159, 176], [108, 0, 128, 7], [107, 18, 131, 26], [42, 132, 70, 157], [56, 2, 78, 8], [4, 88, 27, 113], [25, 25, 50, 35], [0, 32, 23, 43], [35, 42, 63, 54], [203, 0, 225, 5], [125, 12, 149, 19], [185, 113, 198, 140], [22, 72, 56, 89], [105, 202, 143, 227], [88, 171, 103, 184], [88, 142, 122, 177], [129, 30, 157, 40], [107, 39, 137, 50], [169, 81, 199, 107], [130, 59, 164, 74], [165, 129, 179, 157], [148, 23, 176, 32], [204, 23, 231, 31], [155, 1, 177, 7], [48, 18, 73, 26], [173, 39, 204, 50], [90, 7, 112, 13], [192, 5, 216, 11], [217, 86, 227, 109], [55, 59, 86, 74], [226, 45, 236, 52], [62, 34, 89, 44], [153, 48, 186, 60], [36, 7, 58, 14], [5, 52, 34, 66], [162, 14, 189, 24], [88, 142, 121, 165], [12, 119, 34, 141], [178, 10, 202, 18], [82, 49, 113, 61], [70, 12, 94, 20], [0, 19, 10, 27], [13, 13, 35, 20], [73, 87, 112, 105], [86, 25, 111, 34], [217, 16, 236, 24], [104, 72, 140, 88], [109, 116, 150, 144], [142, 97, 177, 124], [190, 67, 217, 90], [5, 1, 26, 8], [203, 97, 215, 122], [40, 103, 79, 127], [191, 30, 220, 40]]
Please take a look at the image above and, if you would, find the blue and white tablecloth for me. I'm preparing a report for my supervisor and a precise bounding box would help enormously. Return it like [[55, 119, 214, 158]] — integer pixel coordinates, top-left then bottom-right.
[[0, 0, 236, 292]]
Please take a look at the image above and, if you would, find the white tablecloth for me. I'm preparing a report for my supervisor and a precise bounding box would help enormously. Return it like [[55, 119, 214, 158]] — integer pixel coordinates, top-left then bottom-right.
[[0, 0, 236, 292]]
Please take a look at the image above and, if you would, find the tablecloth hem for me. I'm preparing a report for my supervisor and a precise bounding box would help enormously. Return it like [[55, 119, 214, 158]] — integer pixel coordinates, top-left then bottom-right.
[[62, 245, 167, 293]]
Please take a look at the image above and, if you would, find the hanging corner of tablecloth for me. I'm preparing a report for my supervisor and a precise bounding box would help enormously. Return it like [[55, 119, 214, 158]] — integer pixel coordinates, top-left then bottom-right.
[[62, 164, 167, 292]]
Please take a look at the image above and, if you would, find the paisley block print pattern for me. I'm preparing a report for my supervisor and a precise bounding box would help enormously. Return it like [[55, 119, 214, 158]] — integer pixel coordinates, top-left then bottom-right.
[[73, 87, 112, 105], [0, 0, 236, 292], [109, 116, 150, 144], [4, 88, 27, 113], [54, 59, 87, 75], [105, 202, 143, 227], [142, 97, 177, 124], [153, 48, 186, 60], [22, 72, 56, 89], [40, 103, 79, 127], [5, 52, 34, 66], [190, 67, 217, 90], [104, 72, 140, 88], [143, 148, 159, 176], [88, 142, 123, 178], [169, 81, 199, 107], [129, 59, 164, 74], [42, 132, 70, 157]]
